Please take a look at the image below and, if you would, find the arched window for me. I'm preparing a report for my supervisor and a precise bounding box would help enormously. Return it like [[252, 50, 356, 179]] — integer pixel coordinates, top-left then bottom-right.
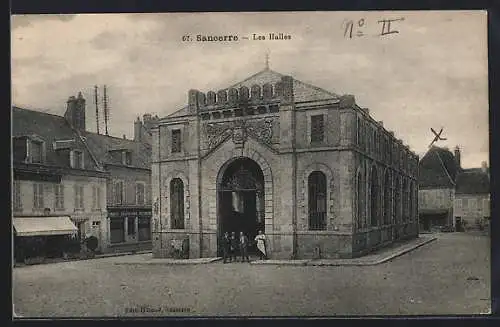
[[403, 179, 409, 223], [370, 166, 379, 226], [356, 171, 364, 229], [170, 178, 184, 229], [409, 182, 415, 222], [308, 171, 327, 230], [384, 170, 391, 225], [393, 176, 400, 225]]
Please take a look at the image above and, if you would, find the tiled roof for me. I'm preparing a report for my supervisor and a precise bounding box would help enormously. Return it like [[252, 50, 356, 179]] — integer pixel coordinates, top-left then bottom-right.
[[12, 106, 102, 172], [455, 168, 490, 194], [418, 146, 459, 188], [81, 131, 151, 170], [166, 106, 190, 118], [228, 68, 340, 103], [166, 68, 340, 119]]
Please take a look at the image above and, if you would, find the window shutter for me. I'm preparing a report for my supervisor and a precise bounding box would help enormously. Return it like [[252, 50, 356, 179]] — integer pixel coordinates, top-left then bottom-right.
[[70, 151, 74, 168], [33, 183, 37, 208], [80, 186, 84, 209], [97, 187, 101, 208], [61, 185, 65, 209], [112, 182, 116, 205], [74, 185, 78, 209]]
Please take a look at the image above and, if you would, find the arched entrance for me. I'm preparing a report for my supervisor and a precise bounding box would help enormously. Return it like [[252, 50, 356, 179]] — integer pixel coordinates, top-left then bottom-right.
[[217, 157, 265, 255]]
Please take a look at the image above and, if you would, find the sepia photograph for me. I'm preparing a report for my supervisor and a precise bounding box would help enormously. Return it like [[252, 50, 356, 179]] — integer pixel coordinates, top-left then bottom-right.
[[11, 11, 490, 317]]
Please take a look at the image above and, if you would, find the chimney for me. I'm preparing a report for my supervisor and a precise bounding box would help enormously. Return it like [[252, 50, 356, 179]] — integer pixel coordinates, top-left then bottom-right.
[[123, 134, 126, 140], [64, 92, 86, 130], [134, 116, 143, 142], [454, 146, 461, 169], [64, 96, 77, 125], [75, 92, 86, 130], [481, 161, 488, 173]]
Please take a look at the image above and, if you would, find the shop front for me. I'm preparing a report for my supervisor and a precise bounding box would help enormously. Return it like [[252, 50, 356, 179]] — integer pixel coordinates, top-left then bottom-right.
[[107, 207, 152, 252], [13, 216, 79, 263]]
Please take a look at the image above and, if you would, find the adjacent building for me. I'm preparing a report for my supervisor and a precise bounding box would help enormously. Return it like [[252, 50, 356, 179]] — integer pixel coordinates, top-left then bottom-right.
[[12, 103, 109, 258], [82, 118, 155, 253], [12, 93, 156, 255], [454, 162, 490, 231], [418, 145, 490, 232], [151, 67, 419, 260], [418, 146, 459, 231]]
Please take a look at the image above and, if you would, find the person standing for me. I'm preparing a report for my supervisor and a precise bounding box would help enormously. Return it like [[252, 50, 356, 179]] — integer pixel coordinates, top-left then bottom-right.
[[254, 230, 268, 260], [221, 232, 231, 263], [239, 232, 250, 262], [230, 232, 238, 262]]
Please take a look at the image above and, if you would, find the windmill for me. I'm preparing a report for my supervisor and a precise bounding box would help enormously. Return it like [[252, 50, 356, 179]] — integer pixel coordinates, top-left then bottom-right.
[[429, 127, 447, 148]]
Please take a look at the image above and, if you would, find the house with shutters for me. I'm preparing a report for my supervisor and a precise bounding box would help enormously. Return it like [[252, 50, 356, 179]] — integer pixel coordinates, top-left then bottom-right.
[[151, 66, 419, 260], [453, 162, 490, 231], [81, 122, 154, 253], [12, 103, 109, 257], [12, 93, 156, 256]]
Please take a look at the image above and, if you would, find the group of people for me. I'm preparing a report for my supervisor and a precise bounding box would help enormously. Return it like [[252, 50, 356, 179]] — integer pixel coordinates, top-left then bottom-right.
[[221, 230, 268, 263]]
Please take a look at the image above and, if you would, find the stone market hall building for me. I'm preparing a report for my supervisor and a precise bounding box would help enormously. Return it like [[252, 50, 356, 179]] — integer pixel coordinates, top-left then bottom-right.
[[151, 67, 419, 259]]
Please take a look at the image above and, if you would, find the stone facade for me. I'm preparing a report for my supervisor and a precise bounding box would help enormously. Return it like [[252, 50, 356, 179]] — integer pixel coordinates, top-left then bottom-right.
[[151, 68, 419, 259]]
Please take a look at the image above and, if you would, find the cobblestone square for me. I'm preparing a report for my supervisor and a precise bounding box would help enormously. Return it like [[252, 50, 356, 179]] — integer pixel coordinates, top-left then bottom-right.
[[13, 233, 490, 317]]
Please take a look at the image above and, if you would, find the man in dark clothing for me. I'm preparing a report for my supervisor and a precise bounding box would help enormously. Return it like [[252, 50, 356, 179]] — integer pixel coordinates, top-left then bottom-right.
[[239, 232, 250, 262], [221, 232, 231, 263], [230, 232, 239, 262]]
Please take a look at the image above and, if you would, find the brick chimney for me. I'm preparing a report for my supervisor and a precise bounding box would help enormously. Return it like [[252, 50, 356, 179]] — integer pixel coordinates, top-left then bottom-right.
[[134, 117, 143, 142], [64, 92, 86, 131]]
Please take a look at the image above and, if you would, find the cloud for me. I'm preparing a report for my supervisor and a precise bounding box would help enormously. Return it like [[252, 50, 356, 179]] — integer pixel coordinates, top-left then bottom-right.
[[11, 11, 488, 168], [11, 14, 76, 29]]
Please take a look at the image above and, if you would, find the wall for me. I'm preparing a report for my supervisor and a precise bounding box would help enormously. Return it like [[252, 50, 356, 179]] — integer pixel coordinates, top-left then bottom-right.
[[454, 194, 490, 228], [418, 188, 454, 211], [13, 175, 108, 251], [106, 166, 152, 206]]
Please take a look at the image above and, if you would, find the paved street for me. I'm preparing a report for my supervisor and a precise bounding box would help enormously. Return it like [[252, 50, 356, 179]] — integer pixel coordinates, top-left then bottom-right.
[[13, 233, 490, 317]]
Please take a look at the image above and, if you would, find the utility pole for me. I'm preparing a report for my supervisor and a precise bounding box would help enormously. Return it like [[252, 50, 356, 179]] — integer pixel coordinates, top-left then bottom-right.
[[103, 85, 109, 136], [94, 85, 100, 134]]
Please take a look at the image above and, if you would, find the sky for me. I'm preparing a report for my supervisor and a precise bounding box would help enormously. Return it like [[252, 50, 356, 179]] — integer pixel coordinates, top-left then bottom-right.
[[11, 11, 488, 168]]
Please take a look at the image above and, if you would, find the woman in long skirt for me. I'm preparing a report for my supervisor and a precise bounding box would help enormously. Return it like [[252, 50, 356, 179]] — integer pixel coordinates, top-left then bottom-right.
[[254, 230, 267, 260]]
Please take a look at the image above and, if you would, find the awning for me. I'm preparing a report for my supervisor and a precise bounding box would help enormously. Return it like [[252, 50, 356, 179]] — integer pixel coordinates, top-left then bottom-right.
[[13, 216, 78, 237]]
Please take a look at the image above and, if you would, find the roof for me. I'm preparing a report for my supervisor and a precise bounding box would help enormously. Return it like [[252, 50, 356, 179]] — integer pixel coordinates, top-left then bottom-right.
[[228, 68, 339, 103], [81, 131, 151, 170], [455, 168, 490, 194], [418, 146, 459, 188], [166, 68, 340, 119], [12, 107, 102, 172]]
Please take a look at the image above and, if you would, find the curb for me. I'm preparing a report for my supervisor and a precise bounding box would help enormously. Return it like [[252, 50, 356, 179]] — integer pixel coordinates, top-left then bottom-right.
[[307, 237, 437, 266], [95, 250, 152, 259], [372, 237, 437, 265], [250, 260, 309, 266], [14, 250, 153, 268], [113, 257, 222, 265], [250, 237, 437, 267]]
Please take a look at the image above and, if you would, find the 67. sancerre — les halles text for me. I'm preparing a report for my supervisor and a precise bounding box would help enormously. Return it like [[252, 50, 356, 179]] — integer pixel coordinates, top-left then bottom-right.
[[195, 33, 292, 42]]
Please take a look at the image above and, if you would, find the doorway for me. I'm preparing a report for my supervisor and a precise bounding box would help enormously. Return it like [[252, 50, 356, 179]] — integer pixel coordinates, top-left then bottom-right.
[[217, 158, 265, 255]]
